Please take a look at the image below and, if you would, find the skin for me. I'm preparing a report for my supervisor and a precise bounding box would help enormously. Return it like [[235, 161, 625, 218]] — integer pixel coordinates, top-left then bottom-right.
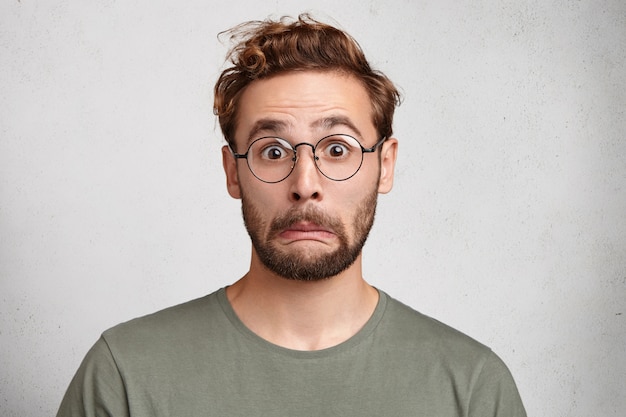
[[221, 70, 398, 351]]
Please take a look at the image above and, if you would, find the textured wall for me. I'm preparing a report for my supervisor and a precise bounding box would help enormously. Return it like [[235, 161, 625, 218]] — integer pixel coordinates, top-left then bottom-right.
[[1, 1, 624, 416]]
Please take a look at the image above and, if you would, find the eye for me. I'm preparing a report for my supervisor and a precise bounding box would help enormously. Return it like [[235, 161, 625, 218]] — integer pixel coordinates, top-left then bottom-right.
[[327, 143, 348, 158], [319, 136, 356, 160], [262, 146, 287, 160], [257, 140, 292, 161]]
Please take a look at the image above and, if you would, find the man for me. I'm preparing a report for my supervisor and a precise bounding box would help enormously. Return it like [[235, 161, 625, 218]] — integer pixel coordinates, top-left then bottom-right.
[[57, 14, 526, 416]]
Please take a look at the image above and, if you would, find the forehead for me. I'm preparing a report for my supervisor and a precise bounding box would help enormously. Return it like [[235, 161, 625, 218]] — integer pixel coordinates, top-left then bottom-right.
[[234, 71, 376, 147]]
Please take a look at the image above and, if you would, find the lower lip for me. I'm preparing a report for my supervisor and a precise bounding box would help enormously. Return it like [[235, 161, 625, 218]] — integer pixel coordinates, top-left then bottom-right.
[[279, 230, 336, 241]]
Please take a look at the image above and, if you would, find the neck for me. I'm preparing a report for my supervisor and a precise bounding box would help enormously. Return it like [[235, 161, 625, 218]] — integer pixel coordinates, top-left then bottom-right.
[[226, 249, 379, 351]]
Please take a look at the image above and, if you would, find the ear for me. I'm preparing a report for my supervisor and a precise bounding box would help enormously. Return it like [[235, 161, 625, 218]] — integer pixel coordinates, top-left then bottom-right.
[[222, 145, 242, 199], [378, 138, 398, 194]]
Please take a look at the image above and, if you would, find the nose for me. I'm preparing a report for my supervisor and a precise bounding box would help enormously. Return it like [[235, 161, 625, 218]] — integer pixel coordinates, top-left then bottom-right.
[[288, 143, 322, 202]]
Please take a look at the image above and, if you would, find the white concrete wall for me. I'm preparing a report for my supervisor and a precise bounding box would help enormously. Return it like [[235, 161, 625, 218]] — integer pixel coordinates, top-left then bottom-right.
[[1, 1, 625, 416]]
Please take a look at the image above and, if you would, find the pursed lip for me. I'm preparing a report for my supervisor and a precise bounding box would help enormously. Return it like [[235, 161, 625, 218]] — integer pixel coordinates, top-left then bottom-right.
[[278, 221, 336, 241]]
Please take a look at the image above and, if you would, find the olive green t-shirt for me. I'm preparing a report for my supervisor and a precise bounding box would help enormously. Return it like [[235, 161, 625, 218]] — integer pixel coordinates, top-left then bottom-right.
[[57, 288, 526, 416]]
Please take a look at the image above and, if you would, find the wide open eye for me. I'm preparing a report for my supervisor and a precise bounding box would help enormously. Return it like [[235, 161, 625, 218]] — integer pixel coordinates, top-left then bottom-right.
[[262, 145, 288, 160], [254, 138, 292, 161], [318, 135, 359, 161], [327, 143, 348, 158]]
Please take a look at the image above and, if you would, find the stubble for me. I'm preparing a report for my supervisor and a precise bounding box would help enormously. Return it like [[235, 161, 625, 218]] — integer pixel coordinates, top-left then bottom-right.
[[241, 190, 378, 281]]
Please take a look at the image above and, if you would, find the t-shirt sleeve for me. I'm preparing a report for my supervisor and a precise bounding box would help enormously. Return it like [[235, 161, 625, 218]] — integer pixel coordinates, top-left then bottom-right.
[[56, 336, 130, 417], [469, 351, 527, 417]]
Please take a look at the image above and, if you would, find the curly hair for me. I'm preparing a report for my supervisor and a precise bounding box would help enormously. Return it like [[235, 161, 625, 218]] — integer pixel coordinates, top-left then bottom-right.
[[213, 14, 401, 149]]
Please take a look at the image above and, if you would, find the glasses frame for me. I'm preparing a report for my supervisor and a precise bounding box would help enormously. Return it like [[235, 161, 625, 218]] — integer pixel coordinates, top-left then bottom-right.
[[231, 134, 387, 183]]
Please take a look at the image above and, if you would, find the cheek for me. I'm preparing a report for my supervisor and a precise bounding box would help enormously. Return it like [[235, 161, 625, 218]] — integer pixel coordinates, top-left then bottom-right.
[[333, 181, 377, 217], [353, 154, 382, 183], [240, 181, 286, 214], [351, 168, 381, 198]]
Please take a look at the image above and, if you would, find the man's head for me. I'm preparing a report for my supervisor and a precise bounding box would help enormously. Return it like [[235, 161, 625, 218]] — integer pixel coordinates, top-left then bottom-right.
[[215, 15, 400, 281], [213, 14, 400, 151]]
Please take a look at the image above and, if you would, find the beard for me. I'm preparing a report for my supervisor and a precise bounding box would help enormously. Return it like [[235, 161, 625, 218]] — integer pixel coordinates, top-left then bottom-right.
[[241, 190, 378, 281]]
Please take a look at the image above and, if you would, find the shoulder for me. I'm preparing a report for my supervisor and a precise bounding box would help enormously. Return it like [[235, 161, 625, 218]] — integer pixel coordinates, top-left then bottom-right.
[[100, 289, 229, 358], [380, 292, 488, 347], [374, 292, 526, 415], [377, 292, 494, 366], [56, 289, 232, 415]]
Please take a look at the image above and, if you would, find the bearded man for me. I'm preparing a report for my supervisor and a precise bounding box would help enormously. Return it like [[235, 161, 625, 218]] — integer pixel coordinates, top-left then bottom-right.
[[57, 14, 526, 417]]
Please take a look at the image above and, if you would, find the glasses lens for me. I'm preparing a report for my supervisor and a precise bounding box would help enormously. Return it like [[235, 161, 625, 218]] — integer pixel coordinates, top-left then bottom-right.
[[314, 134, 364, 181], [247, 137, 295, 183]]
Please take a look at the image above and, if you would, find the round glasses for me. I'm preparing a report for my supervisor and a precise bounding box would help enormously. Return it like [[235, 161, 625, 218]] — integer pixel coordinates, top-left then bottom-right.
[[231, 134, 387, 183]]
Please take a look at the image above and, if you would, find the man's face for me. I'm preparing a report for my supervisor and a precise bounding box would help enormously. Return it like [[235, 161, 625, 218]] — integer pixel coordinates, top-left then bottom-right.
[[222, 71, 397, 281]]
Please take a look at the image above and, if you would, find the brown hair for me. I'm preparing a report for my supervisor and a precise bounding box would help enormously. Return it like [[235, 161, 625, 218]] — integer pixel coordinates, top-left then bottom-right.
[[213, 14, 401, 149]]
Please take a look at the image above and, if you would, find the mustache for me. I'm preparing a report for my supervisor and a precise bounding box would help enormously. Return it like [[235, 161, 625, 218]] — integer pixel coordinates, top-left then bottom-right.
[[269, 206, 346, 237]]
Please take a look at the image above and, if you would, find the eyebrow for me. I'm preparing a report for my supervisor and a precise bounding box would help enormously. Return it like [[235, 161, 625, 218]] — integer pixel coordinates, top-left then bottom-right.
[[246, 115, 364, 145], [246, 118, 290, 144], [311, 116, 363, 140]]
